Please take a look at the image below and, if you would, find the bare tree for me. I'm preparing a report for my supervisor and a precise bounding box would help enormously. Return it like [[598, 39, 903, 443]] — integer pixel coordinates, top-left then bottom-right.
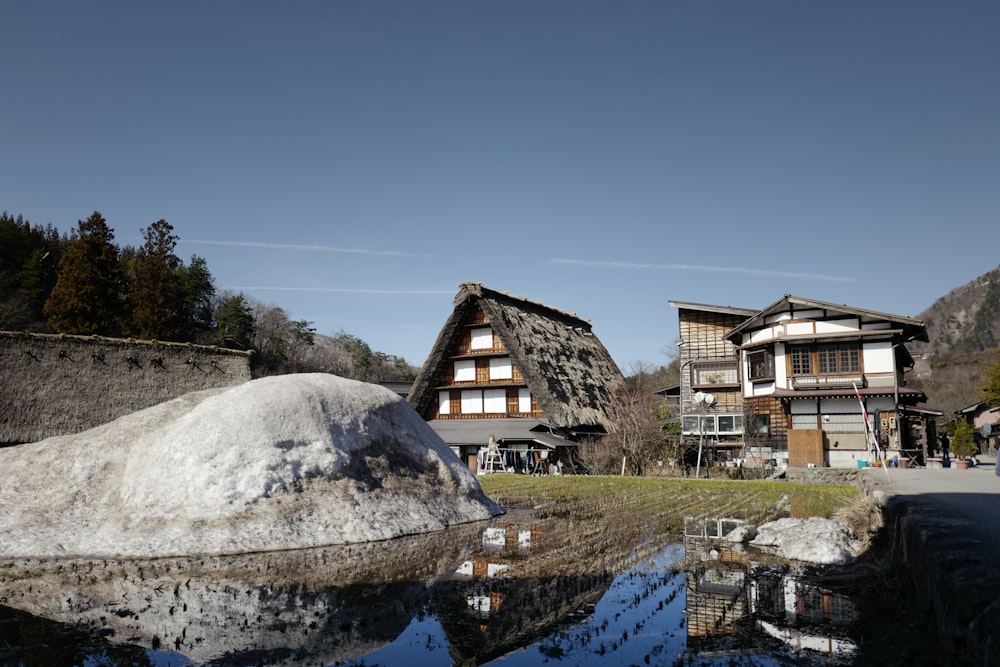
[[602, 363, 673, 476]]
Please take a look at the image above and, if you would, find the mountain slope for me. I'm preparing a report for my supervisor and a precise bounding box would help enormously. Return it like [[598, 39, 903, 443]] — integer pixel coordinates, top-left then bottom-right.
[[909, 265, 1000, 417]]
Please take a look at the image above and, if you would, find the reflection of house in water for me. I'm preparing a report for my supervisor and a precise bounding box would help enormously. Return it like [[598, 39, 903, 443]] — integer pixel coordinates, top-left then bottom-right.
[[432, 517, 616, 666], [684, 518, 753, 652], [682, 518, 858, 662], [751, 569, 858, 658]]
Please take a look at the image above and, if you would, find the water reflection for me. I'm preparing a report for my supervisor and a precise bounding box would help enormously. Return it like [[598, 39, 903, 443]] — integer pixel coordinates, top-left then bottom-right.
[[683, 518, 858, 664], [0, 511, 860, 666]]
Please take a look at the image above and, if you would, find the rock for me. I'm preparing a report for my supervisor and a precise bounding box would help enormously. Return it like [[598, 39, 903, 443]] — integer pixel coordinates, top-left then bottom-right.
[[0, 373, 502, 558], [724, 524, 758, 543], [750, 517, 861, 565]]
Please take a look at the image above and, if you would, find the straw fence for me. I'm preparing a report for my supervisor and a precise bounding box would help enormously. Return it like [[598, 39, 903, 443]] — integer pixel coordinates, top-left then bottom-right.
[[0, 331, 252, 445]]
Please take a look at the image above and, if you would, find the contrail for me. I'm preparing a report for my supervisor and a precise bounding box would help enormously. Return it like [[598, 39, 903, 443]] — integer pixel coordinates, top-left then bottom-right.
[[183, 239, 428, 258], [550, 258, 857, 283]]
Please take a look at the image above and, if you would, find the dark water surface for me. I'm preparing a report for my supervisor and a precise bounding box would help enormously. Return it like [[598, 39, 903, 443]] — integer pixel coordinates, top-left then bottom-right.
[[0, 511, 859, 666]]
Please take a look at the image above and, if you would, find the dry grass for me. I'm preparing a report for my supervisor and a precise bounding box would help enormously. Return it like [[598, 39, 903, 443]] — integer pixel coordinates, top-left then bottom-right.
[[479, 474, 861, 533]]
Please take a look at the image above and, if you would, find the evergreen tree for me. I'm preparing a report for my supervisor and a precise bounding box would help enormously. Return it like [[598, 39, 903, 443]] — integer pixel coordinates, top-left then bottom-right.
[[19, 228, 64, 321], [129, 219, 187, 341], [213, 292, 255, 351], [179, 255, 216, 343], [0, 213, 64, 329], [981, 352, 1000, 408], [43, 212, 126, 336]]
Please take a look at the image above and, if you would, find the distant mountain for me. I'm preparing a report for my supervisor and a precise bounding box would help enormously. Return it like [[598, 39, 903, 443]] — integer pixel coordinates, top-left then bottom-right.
[[915, 265, 1000, 357], [908, 265, 1000, 418]]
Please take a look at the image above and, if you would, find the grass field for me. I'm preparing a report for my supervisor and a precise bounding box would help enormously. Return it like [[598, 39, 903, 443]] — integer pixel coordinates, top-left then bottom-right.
[[479, 473, 860, 529]]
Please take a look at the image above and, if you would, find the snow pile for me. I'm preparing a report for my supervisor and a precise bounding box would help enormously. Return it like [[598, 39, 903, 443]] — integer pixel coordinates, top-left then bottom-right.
[[747, 517, 861, 565], [0, 373, 502, 558]]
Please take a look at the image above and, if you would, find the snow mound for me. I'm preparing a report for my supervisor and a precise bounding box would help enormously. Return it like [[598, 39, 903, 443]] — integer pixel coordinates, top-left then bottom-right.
[[0, 373, 502, 558], [749, 517, 861, 565]]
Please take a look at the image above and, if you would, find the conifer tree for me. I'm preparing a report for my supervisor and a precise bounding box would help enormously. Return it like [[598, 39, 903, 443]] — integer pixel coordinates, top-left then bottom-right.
[[213, 292, 255, 351], [43, 212, 125, 335], [179, 255, 217, 343], [129, 219, 187, 341], [981, 352, 1000, 408]]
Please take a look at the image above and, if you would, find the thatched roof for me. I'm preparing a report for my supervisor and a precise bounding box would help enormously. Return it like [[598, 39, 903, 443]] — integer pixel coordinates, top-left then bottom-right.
[[408, 282, 624, 431]]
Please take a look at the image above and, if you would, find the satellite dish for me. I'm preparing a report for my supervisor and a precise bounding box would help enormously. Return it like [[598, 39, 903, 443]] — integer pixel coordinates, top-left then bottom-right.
[[982, 423, 992, 438], [704, 393, 716, 406], [694, 391, 705, 403]]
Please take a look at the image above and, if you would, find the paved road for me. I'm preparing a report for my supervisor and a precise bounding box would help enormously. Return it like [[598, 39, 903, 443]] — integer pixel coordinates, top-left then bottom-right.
[[865, 454, 1000, 549]]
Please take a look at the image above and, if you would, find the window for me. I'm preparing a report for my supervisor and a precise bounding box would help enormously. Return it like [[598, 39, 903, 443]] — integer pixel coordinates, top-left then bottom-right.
[[789, 346, 813, 375], [470, 327, 493, 350], [461, 390, 483, 413], [818, 344, 860, 374], [518, 388, 532, 413], [454, 359, 476, 382], [747, 347, 774, 381], [717, 414, 743, 434], [790, 343, 862, 376], [483, 389, 506, 413], [682, 415, 702, 435], [489, 357, 513, 380], [681, 414, 744, 435], [691, 360, 739, 387], [747, 413, 770, 434]]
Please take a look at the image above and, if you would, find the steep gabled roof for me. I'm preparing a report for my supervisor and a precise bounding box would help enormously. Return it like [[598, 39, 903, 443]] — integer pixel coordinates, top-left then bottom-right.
[[408, 282, 625, 430], [724, 294, 928, 344]]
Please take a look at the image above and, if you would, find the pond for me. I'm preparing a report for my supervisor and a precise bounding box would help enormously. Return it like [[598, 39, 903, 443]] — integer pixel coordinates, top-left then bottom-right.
[[0, 510, 859, 666]]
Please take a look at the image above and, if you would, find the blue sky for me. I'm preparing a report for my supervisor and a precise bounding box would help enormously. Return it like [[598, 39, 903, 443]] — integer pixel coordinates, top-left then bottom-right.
[[3, 1, 998, 371]]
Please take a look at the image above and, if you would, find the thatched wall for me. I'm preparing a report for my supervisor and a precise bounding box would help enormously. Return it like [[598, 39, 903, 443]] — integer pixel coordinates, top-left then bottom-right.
[[0, 331, 252, 445]]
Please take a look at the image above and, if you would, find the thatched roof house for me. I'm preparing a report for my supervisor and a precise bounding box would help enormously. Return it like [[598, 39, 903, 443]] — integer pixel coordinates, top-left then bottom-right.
[[407, 282, 625, 473], [0, 331, 252, 445]]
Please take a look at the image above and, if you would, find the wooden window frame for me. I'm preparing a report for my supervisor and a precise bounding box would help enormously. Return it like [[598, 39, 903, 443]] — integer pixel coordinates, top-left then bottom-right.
[[790, 343, 862, 376], [747, 347, 775, 382]]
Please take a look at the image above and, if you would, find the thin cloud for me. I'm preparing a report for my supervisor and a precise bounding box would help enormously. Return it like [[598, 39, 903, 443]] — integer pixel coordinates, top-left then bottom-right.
[[183, 240, 429, 258], [229, 286, 453, 295], [550, 258, 857, 283]]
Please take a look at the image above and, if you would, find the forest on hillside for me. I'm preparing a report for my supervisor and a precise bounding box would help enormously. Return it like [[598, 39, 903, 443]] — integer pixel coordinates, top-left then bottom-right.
[[0, 211, 417, 382], [910, 265, 1000, 418]]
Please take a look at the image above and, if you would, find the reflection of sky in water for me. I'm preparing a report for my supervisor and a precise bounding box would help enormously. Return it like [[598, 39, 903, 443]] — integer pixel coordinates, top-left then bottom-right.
[[349, 543, 760, 667], [481, 544, 690, 666], [352, 615, 455, 666]]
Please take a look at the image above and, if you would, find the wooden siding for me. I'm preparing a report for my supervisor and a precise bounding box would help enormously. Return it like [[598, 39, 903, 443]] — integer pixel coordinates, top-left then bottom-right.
[[678, 309, 748, 417], [788, 428, 825, 467], [429, 307, 541, 420]]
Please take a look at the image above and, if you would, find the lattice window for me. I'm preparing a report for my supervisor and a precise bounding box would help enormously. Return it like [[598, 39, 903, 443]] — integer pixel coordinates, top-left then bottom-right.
[[790, 345, 813, 375], [691, 360, 739, 387]]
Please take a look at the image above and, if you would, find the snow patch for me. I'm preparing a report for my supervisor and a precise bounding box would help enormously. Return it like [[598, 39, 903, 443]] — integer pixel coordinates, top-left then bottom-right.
[[749, 517, 861, 565], [0, 373, 502, 558]]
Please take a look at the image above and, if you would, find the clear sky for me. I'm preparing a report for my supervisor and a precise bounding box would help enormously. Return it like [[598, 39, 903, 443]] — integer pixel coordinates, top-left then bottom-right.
[[4, 1, 998, 371]]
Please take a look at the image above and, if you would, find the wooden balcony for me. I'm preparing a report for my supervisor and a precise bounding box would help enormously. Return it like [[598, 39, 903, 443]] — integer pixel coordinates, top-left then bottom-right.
[[791, 374, 864, 390]]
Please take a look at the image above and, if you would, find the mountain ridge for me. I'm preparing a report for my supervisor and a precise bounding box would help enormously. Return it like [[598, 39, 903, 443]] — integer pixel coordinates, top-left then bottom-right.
[[909, 264, 1000, 418]]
